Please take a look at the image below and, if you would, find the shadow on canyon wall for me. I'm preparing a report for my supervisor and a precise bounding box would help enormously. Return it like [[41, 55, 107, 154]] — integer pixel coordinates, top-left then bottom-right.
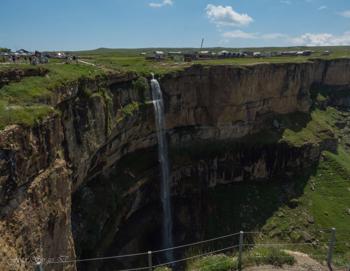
[[72, 110, 328, 271]]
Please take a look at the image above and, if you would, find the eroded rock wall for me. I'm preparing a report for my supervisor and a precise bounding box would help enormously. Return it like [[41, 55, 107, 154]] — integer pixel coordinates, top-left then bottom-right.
[[0, 120, 74, 271], [73, 140, 324, 271], [162, 59, 350, 142], [0, 73, 142, 271]]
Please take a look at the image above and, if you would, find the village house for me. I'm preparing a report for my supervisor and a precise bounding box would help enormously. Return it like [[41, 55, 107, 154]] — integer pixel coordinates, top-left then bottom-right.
[[253, 52, 262, 58], [197, 50, 212, 59], [168, 51, 184, 62], [154, 51, 165, 60], [16, 49, 30, 55], [183, 53, 197, 62]]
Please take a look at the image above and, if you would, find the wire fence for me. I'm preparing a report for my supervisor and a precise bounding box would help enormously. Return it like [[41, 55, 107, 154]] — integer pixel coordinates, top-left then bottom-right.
[[33, 228, 348, 271], [152, 232, 241, 254]]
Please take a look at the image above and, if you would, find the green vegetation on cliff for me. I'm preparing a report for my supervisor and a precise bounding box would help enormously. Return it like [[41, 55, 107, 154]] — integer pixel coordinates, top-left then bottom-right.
[[158, 248, 295, 271], [243, 247, 296, 267], [258, 146, 350, 266], [186, 254, 238, 271], [0, 63, 104, 129], [280, 108, 340, 146], [220, 107, 350, 266]]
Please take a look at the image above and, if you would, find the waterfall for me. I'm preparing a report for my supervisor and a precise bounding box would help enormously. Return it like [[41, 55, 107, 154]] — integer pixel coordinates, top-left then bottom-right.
[[150, 75, 174, 262]]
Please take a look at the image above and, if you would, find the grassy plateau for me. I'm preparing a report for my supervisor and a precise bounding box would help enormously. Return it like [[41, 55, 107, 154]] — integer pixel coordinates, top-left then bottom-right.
[[0, 62, 103, 129]]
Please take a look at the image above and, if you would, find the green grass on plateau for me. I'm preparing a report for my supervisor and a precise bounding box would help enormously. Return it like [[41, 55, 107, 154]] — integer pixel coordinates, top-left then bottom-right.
[[0, 63, 103, 129], [76, 45, 350, 75]]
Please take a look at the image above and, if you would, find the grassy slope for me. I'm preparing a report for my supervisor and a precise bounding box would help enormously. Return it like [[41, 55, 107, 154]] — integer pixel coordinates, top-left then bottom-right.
[[0, 63, 104, 129], [275, 99, 350, 266], [260, 147, 350, 266], [202, 106, 350, 267]]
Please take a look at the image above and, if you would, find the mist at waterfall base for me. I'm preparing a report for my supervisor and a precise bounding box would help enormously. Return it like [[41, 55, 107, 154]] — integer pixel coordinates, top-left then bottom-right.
[[150, 78, 174, 262]]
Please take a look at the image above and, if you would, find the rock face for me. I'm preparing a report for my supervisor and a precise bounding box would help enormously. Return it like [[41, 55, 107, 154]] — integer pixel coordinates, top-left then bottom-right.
[[0, 67, 48, 88], [162, 60, 350, 142], [0, 73, 140, 271], [0, 119, 75, 270], [0, 59, 350, 271]]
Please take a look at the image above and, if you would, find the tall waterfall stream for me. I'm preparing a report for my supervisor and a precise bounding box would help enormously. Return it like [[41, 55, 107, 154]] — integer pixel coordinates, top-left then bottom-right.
[[150, 77, 174, 262]]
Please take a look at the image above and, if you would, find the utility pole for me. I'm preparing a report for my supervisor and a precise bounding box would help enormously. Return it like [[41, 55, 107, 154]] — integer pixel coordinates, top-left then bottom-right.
[[200, 38, 204, 49]]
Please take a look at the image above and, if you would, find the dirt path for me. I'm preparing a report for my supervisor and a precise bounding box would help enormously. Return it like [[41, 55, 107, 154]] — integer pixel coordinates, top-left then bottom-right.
[[245, 251, 347, 271], [77, 59, 96, 66]]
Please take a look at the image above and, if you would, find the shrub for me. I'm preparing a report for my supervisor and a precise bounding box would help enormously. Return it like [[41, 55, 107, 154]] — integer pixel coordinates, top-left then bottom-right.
[[132, 77, 149, 100], [154, 267, 172, 271], [186, 254, 237, 271]]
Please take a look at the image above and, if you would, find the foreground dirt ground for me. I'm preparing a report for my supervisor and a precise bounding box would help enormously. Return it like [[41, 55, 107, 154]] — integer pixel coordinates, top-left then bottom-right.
[[245, 251, 348, 271]]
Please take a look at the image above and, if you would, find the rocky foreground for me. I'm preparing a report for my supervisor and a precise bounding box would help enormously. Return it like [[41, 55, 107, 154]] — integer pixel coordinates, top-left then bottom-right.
[[246, 251, 340, 271]]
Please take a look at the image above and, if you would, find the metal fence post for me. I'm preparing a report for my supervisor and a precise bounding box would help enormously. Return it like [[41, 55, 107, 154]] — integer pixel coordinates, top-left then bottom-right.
[[327, 228, 336, 271], [35, 262, 44, 271], [148, 251, 153, 271], [238, 231, 244, 271]]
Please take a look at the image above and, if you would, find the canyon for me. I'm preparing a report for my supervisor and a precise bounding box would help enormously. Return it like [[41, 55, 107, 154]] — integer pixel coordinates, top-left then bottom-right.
[[0, 59, 350, 270]]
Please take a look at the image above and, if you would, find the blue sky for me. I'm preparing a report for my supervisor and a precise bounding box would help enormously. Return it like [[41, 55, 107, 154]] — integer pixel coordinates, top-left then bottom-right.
[[1, 0, 350, 51]]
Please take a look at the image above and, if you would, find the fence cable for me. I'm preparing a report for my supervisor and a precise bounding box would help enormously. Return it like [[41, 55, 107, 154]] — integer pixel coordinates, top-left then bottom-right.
[[153, 232, 241, 254], [45, 251, 149, 265], [38, 229, 345, 268], [44, 231, 242, 265], [153, 244, 240, 268]]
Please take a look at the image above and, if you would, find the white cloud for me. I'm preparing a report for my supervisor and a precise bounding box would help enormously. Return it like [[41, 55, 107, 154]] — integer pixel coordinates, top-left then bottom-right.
[[221, 30, 350, 46], [222, 31, 287, 40], [291, 32, 350, 46], [339, 10, 350, 18], [206, 4, 253, 27], [318, 5, 327, 10], [261, 33, 288, 40], [223, 30, 257, 39], [149, 0, 173, 8]]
